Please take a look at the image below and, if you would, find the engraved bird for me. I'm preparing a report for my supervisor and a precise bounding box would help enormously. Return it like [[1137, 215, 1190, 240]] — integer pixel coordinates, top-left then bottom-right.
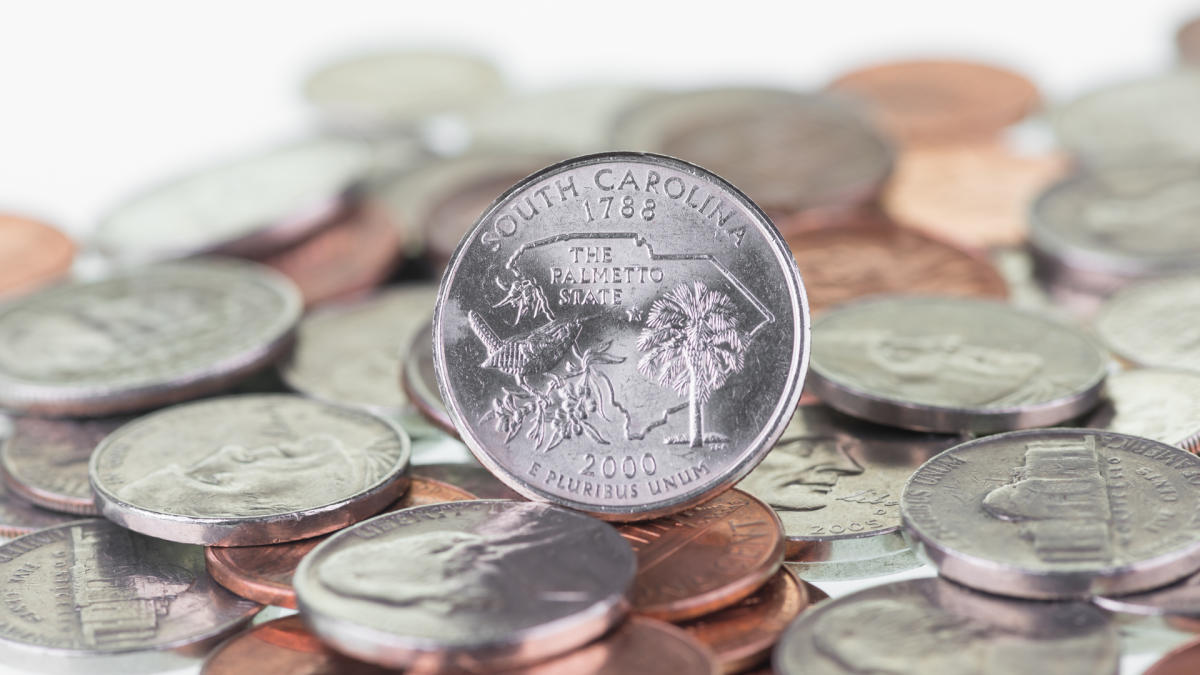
[[468, 311, 585, 386]]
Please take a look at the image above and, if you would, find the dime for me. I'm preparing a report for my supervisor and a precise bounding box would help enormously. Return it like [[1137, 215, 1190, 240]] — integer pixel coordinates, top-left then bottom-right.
[[294, 500, 636, 670], [410, 461, 524, 500], [205, 474, 473, 608], [617, 489, 784, 621], [0, 520, 261, 673], [0, 213, 74, 298], [1031, 163, 1200, 293], [784, 532, 924, 582], [828, 59, 1040, 144], [201, 615, 394, 675], [401, 321, 456, 435], [1093, 569, 1200, 617], [95, 138, 372, 264], [0, 258, 302, 416], [786, 213, 1008, 315], [1181, 16, 1200, 65], [1145, 638, 1200, 675], [90, 394, 411, 546], [277, 284, 435, 421], [1, 415, 130, 515], [611, 88, 894, 218], [1094, 274, 1200, 373], [499, 616, 719, 675], [434, 152, 809, 519], [902, 428, 1200, 598], [809, 296, 1107, 433], [773, 577, 1119, 675], [736, 405, 961, 558], [1084, 368, 1200, 451]]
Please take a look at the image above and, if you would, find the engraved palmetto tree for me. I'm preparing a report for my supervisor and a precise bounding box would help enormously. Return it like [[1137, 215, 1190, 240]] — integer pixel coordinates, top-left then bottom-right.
[[636, 281, 747, 448]]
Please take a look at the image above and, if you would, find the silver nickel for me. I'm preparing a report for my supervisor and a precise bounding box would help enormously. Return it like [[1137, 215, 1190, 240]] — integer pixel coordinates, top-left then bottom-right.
[[902, 428, 1200, 599], [1, 415, 129, 515], [809, 296, 1107, 433], [1093, 571, 1200, 617], [773, 577, 1119, 675], [1095, 274, 1200, 373], [0, 519, 261, 675], [433, 152, 809, 519], [294, 500, 635, 671], [1084, 368, 1200, 451], [95, 138, 373, 263], [89, 394, 411, 546], [0, 258, 302, 416], [785, 532, 924, 582]]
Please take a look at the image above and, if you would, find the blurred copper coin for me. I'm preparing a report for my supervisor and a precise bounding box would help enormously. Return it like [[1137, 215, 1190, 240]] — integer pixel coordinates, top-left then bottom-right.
[[786, 213, 1008, 314], [0, 214, 74, 298], [618, 489, 784, 622], [829, 59, 1040, 144], [498, 616, 719, 675], [1180, 16, 1200, 66], [201, 614, 393, 675], [1145, 638, 1200, 675], [259, 201, 404, 308], [678, 568, 812, 674], [1, 415, 129, 515], [205, 475, 474, 608], [411, 461, 523, 500], [401, 322, 456, 436]]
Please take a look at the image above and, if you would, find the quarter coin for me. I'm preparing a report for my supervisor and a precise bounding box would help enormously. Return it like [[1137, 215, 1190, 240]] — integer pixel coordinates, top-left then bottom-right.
[[1, 415, 129, 515], [0, 213, 75, 298], [902, 428, 1200, 598], [809, 296, 1107, 433], [0, 258, 302, 416], [201, 615, 395, 675], [401, 321, 456, 435], [90, 394, 411, 546], [498, 616, 719, 675], [1084, 368, 1200, 451], [294, 500, 636, 671], [434, 152, 809, 519], [1094, 274, 1200, 373], [1145, 638, 1200, 675]]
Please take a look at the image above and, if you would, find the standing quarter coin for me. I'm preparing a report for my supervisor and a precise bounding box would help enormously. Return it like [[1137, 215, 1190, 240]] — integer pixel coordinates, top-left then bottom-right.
[[1094, 274, 1200, 373], [1, 415, 130, 515]]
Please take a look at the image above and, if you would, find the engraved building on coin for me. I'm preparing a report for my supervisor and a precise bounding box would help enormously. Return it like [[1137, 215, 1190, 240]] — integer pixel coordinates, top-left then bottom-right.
[[433, 153, 809, 519]]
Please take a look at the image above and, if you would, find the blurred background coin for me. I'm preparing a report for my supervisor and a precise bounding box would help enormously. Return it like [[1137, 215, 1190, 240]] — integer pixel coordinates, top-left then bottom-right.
[[784, 532, 923, 582], [0, 473, 78, 538], [1094, 274, 1200, 373], [90, 394, 411, 546], [1084, 368, 1200, 451], [498, 616, 720, 675], [201, 615, 395, 675], [410, 461, 523, 500], [1180, 15, 1200, 65], [0, 213, 75, 298], [0, 258, 301, 416], [1145, 638, 1200, 675], [402, 321, 456, 436], [1, 415, 128, 515], [1093, 570, 1200, 617]]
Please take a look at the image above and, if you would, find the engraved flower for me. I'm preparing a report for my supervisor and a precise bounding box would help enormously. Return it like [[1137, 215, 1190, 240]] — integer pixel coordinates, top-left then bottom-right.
[[546, 383, 605, 450]]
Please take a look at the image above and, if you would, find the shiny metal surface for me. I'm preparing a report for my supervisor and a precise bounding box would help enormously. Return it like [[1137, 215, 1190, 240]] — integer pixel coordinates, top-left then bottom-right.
[[1094, 274, 1200, 373], [1093, 570, 1200, 617], [1084, 368, 1200, 451], [784, 532, 923, 582], [1, 415, 128, 515]]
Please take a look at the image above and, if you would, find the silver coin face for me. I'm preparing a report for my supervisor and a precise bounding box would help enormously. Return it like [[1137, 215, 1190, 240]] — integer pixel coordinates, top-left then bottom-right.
[[737, 405, 961, 545], [773, 577, 1118, 675], [809, 296, 1107, 433], [902, 428, 1200, 598], [294, 500, 635, 670], [1095, 274, 1200, 373], [90, 394, 411, 546], [0, 520, 260, 671], [1085, 368, 1200, 451], [96, 138, 372, 263], [433, 152, 809, 519], [0, 259, 302, 416], [1, 416, 129, 515]]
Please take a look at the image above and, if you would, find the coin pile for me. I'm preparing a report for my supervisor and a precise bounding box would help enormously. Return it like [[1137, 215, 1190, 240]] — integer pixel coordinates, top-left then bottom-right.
[[4, 14, 1200, 673]]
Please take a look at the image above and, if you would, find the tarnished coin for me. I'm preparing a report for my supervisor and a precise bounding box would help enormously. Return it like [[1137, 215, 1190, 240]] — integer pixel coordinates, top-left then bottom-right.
[[773, 577, 1118, 675], [903, 428, 1200, 598], [434, 152, 809, 519], [0, 258, 301, 416], [1094, 274, 1200, 373], [617, 489, 784, 621], [201, 615, 393, 675], [786, 213, 1008, 314], [0, 519, 261, 674], [294, 500, 636, 671], [90, 394, 411, 546], [611, 88, 894, 218], [1181, 16, 1200, 65], [278, 284, 435, 421], [1031, 163, 1200, 293], [95, 138, 372, 264], [809, 296, 1107, 433], [500, 616, 719, 675], [205, 474, 473, 608], [1145, 638, 1200, 675], [401, 321, 456, 435], [785, 532, 924, 582], [1093, 570, 1200, 617], [828, 59, 1040, 144], [0, 213, 75, 298], [1084, 368, 1200, 451], [411, 461, 524, 500], [1, 415, 129, 515], [737, 405, 961, 558]]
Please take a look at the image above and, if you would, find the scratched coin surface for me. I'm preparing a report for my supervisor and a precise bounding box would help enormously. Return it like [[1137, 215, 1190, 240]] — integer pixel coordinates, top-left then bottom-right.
[[90, 394, 411, 546], [0, 519, 261, 673], [612, 88, 894, 217], [737, 405, 960, 556], [1094, 274, 1200, 374], [1, 415, 129, 515], [294, 500, 636, 671], [402, 321, 456, 435], [809, 296, 1107, 433], [434, 152, 809, 519], [773, 577, 1118, 675], [0, 213, 75, 298], [95, 138, 372, 263], [902, 428, 1200, 599], [617, 489, 784, 621], [1084, 368, 1200, 452], [0, 258, 302, 416]]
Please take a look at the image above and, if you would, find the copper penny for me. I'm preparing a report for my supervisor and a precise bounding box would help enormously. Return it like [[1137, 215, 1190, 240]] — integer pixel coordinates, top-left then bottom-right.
[[1145, 637, 1200, 675], [201, 614, 394, 675], [786, 212, 1008, 314], [678, 568, 812, 674], [410, 461, 523, 500], [498, 616, 719, 675], [401, 321, 457, 436], [259, 201, 404, 308], [883, 142, 1070, 249], [829, 59, 1040, 145], [1179, 16, 1200, 65], [1, 415, 130, 515], [0, 213, 74, 298], [204, 475, 475, 608], [617, 489, 784, 622]]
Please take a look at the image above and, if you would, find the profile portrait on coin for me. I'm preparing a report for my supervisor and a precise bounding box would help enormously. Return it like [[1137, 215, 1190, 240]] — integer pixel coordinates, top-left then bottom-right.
[[737, 430, 865, 511]]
